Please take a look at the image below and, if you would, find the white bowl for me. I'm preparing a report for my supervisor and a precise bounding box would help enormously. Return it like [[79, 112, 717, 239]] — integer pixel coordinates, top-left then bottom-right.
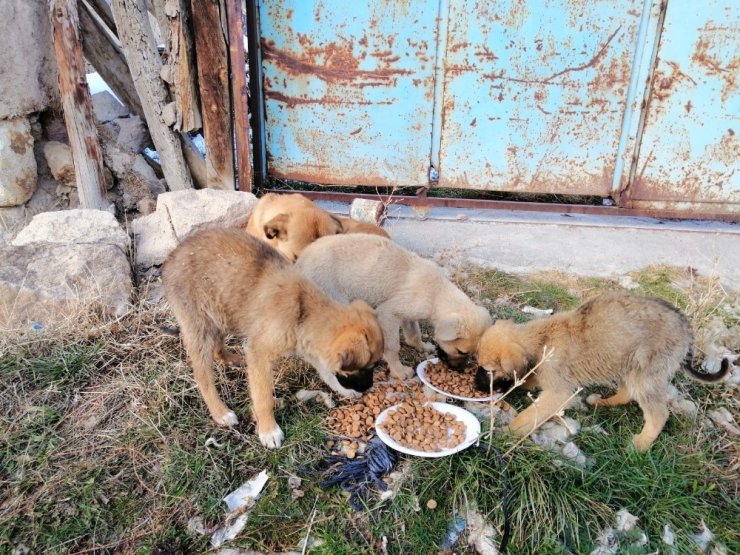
[[374, 402, 481, 458], [417, 358, 501, 403]]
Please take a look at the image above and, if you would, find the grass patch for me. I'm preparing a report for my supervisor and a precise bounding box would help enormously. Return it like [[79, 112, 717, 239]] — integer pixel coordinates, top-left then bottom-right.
[[0, 265, 737, 554]]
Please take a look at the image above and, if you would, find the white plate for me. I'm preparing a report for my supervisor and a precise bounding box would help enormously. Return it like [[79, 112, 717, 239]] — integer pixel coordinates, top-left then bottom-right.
[[416, 358, 501, 403], [374, 402, 481, 458]]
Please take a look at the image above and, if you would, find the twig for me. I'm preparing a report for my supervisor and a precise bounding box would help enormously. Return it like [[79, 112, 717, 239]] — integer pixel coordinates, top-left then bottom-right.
[[485, 345, 555, 451], [502, 387, 583, 458], [301, 496, 319, 555]]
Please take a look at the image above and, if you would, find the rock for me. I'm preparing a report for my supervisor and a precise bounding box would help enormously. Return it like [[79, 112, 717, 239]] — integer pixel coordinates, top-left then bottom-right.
[[92, 91, 129, 123], [121, 157, 165, 211], [137, 197, 157, 216], [0, 116, 37, 207], [130, 211, 178, 268], [131, 190, 258, 268], [669, 397, 698, 419], [0, 2, 58, 119], [42, 141, 75, 186], [618, 275, 639, 290], [349, 198, 385, 224], [0, 242, 132, 328], [614, 509, 638, 533], [159, 189, 257, 238], [707, 408, 740, 436], [12, 209, 129, 253], [114, 116, 150, 152]]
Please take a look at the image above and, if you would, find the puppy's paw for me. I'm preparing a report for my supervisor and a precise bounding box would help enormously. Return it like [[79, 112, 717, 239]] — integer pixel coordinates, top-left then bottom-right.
[[631, 434, 653, 453], [259, 426, 285, 449], [390, 364, 414, 380], [421, 341, 436, 353], [214, 410, 239, 427], [585, 393, 603, 406], [340, 388, 363, 399]]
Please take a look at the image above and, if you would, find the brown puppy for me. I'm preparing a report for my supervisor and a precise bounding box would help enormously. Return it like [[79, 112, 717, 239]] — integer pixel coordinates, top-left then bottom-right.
[[475, 292, 730, 451], [162, 228, 384, 448], [245, 192, 388, 261]]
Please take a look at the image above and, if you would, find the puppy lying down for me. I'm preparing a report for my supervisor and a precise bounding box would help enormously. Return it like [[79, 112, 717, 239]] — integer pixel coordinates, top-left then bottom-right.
[[475, 292, 730, 451], [162, 228, 384, 448]]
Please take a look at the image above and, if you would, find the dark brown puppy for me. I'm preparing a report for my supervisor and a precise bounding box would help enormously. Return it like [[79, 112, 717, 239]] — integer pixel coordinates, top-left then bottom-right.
[[475, 292, 730, 451], [162, 228, 384, 448]]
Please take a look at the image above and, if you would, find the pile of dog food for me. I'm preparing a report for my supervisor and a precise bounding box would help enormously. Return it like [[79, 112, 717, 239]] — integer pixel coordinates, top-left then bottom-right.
[[425, 359, 489, 398], [377, 401, 467, 452], [327, 379, 427, 444]]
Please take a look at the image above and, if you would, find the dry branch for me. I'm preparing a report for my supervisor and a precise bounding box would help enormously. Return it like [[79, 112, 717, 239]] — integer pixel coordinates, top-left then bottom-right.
[[49, 0, 108, 210]]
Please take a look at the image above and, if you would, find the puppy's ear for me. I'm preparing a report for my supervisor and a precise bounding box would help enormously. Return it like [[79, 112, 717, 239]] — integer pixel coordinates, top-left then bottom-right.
[[500, 343, 529, 375], [264, 213, 289, 240], [435, 315, 462, 342]]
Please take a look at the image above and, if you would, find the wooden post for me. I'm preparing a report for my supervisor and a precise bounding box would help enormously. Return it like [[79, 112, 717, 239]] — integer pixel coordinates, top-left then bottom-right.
[[110, 0, 193, 190], [191, 0, 235, 190], [152, 0, 202, 132], [224, 0, 252, 191], [49, 0, 109, 210]]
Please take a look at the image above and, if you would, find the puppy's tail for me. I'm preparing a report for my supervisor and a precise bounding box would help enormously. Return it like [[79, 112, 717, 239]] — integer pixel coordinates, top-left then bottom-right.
[[682, 349, 732, 383]]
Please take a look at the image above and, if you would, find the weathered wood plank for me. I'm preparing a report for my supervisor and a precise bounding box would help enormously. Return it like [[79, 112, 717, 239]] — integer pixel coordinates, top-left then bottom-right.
[[110, 0, 192, 190], [191, 0, 234, 190], [224, 0, 251, 191], [49, 0, 108, 210], [79, 0, 144, 119], [153, 0, 202, 132]]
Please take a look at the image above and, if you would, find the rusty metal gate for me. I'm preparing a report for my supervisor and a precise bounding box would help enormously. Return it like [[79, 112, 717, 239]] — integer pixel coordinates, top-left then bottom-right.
[[250, 0, 739, 217]]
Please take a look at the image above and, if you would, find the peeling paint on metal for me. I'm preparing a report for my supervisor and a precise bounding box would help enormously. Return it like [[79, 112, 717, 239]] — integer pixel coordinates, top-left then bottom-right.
[[630, 0, 739, 210], [259, 0, 437, 186], [437, 0, 643, 194]]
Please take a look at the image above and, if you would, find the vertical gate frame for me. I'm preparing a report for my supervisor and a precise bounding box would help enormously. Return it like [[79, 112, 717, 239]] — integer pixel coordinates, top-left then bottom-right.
[[610, 0, 667, 207], [245, 0, 267, 189]]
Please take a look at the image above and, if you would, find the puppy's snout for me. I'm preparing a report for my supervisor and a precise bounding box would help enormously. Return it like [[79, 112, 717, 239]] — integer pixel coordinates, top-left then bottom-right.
[[337, 365, 374, 392], [435, 343, 469, 372], [473, 367, 514, 393]]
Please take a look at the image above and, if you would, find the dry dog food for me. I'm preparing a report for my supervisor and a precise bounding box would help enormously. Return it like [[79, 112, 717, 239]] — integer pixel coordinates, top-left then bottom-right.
[[425, 359, 489, 398], [377, 401, 466, 452], [328, 380, 426, 442]]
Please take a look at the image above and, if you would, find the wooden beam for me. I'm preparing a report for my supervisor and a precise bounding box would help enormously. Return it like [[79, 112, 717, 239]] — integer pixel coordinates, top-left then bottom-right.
[[153, 0, 202, 132], [110, 0, 192, 190], [79, 0, 144, 118], [50, 0, 109, 210], [224, 0, 252, 191], [191, 0, 234, 190], [85, 0, 117, 34]]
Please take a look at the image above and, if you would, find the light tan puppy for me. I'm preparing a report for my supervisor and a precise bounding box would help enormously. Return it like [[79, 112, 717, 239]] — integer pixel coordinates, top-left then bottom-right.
[[162, 228, 384, 448], [296, 234, 492, 380], [475, 292, 730, 451], [245, 192, 388, 261]]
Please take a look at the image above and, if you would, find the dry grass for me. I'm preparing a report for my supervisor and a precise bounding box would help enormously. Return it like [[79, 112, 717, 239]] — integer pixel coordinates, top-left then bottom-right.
[[1, 265, 738, 554]]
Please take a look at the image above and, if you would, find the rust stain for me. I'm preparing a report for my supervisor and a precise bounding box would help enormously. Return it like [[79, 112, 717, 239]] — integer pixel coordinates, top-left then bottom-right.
[[652, 61, 697, 102], [264, 90, 392, 108], [261, 38, 412, 87], [480, 27, 621, 85], [84, 136, 100, 160], [685, 100, 693, 113], [470, 118, 477, 127], [691, 35, 739, 102], [350, 127, 362, 135]]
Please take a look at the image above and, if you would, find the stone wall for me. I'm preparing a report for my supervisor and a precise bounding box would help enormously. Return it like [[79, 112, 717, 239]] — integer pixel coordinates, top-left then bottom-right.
[[0, 1, 59, 119]]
